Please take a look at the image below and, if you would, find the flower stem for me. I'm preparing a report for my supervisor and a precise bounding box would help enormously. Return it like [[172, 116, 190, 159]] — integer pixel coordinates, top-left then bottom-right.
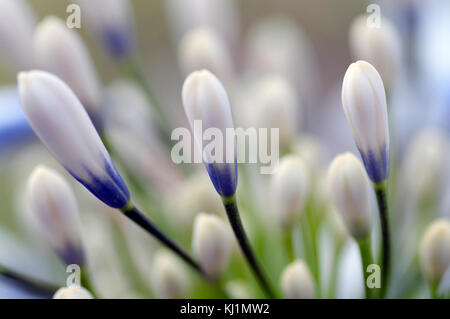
[[327, 245, 343, 299], [221, 195, 275, 298], [0, 267, 57, 298], [283, 229, 295, 262], [80, 267, 96, 298], [374, 181, 391, 298], [120, 203, 206, 278], [357, 237, 375, 299]]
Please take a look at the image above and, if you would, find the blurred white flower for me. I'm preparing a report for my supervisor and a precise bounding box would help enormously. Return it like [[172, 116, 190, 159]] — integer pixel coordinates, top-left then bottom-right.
[[26, 165, 84, 266], [280, 259, 315, 299], [192, 213, 232, 278], [327, 153, 372, 240], [225, 280, 252, 299], [182, 70, 237, 197], [271, 155, 309, 229], [18, 71, 130, 208], [0, 0, 36, 72], [342, 60, 389, 183], [34, 16, 102, 114], [53, 286, 93, 299]]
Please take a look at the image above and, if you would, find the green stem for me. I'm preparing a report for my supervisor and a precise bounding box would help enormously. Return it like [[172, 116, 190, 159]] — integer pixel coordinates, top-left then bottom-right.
[[283, 229, 294, 262], [120, 203, 207, 279], [327, 245, 343, 299], [221, 195, 275, 298], [80, 267, 97, 298], [374, 181, 391, 298], [306, 209, 320, 295], [357, 237, 375, 299], [429, 282, 439, 299]]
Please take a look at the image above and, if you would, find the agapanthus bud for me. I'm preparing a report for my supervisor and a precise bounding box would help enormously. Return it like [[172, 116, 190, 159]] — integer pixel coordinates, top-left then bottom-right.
[[151, 250, 190, 299], [419, 219, 450, 286], [53, 286, 93, 299], [192, 213, 232, 278], [182, 70, 237, 197], [271, 155, 309, 229], [18, 71, 130, 208], [0, 0, 36, 72], [349, 15, 402, 90], [34, 17, 101, 113], [27, 165, 84, 266], [327, 153, 372, 240], [73, 0, 135, 58], [178, 27, 233, 85], [341, 60, 389, 183], [280, 259, 315, 299]]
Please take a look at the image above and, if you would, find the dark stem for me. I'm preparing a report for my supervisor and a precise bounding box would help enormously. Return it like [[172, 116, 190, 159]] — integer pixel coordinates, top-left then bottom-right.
[[1, 268, 57, 298], [222, 195, 275, 298], [120, 204, 206, 278], [374, 182, 391, 298]]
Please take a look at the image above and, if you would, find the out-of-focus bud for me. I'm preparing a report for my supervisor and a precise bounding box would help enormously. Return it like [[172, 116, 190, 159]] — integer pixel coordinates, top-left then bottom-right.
[[349, 15, 402, 90], [34, 17, 102, 114], [53, 286, 93, 299], [327, 207, 349, 249], [271, 155, 309, 229], [0, 0, 36, 72], [151, 250, 190, 299], [26, 165, 84, 266], [178, 27, 233, 86], [341, 60, 389, 183], [74, 0, 135, 58], [327, 153, 372, 240], [419, 219, 450, 286], [225, 280, 252, 299], [18, 71, 130, 208], [182, 70, 237, 197], [292, 135, 325, 178], [192, 213, 232, 278], [250, 74, 299, 152], [280, 259, 315, 299]]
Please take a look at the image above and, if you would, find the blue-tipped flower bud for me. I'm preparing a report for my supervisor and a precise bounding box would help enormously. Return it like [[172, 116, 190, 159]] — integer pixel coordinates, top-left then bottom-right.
[[341, 60, 390, 183], [182, 70, 237, 197], [18, 71, 130, 208]]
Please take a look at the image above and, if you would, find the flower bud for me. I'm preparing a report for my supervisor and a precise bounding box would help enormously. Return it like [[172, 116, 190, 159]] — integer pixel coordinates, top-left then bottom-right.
[[151, 250, 190, 299], [341, 60, 389, 183], [18, 71, 130, 208], [26, 165, 84, 265], [0, 0, 36, 72], [280, 259, 315, 299], [192, 213, 232, 278], [419, 219, 450, 286], [271, 155, 309, 229], [327, 153, 372, 240], [73, 0, 135, 58], [349, 15, 402, 90], [53, 286, 93, 299], [182, 70, 237, 197], [178, 27, 233, 85], [34, 16, 102, 113]]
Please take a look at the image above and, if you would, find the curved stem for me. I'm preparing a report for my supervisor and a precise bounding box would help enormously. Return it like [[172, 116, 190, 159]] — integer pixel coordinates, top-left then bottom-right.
[[357, 237, 375, 299], [221, 195, 275, 298], [120, 203, 207, 279], [374, 181, 391, 298], [0, 267, 57, 298]]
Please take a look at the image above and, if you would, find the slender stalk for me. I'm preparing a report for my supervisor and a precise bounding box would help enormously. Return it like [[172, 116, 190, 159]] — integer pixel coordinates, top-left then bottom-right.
[[221, 195, 275, 298], [374, 181, 391, 298], [120, 203, 207, 278], [80, 267, 96, 298], [429, 282, 439, 299], [0, 268, 57, 298], [327, 245, 343, 299], [283, 230, 294, 262], [357, 237, 375, 299]]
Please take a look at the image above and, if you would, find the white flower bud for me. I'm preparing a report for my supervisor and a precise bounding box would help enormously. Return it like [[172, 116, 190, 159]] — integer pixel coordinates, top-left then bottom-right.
[[280, 259, 315, 299], [349, 15, 402, 90], [192, 213, 232, 278], [341, 60, 389, 183], [34, 17, 102, 112], [151, 250, 190, 299], [18, 71, 130, 208], [419, 219, 450, 286], [53, 286, 93, 299], [182, 70, 237, 197], [225, 280, 252, 299], [271, 155, 309, 229], [327, 153, 372, 239], [0, 0, 36, 72], [26, 165, 84, 266], [250, 74, 299, 151], [178, 27, 233, 85]]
